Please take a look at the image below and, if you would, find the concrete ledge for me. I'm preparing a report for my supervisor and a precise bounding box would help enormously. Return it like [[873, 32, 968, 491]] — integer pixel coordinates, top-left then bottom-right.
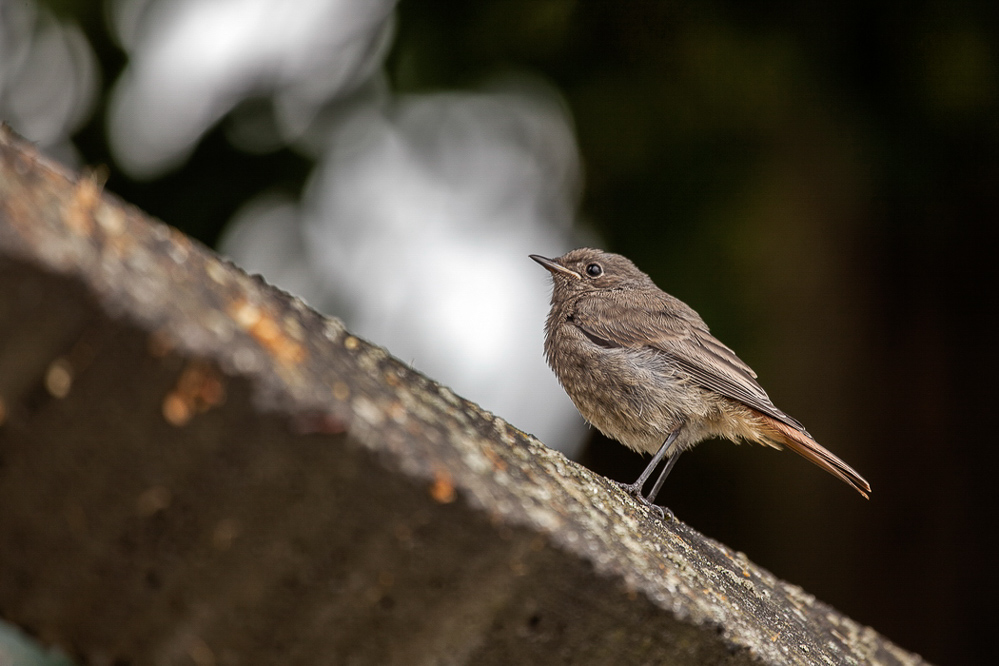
[[0, 126, 927, 665]]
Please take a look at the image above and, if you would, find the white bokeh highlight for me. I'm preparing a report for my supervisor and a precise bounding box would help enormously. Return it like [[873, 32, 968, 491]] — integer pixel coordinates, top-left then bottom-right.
[[109, 0, 592, 454], [108, 0, 395, 177], [0, 0, 98, 162]]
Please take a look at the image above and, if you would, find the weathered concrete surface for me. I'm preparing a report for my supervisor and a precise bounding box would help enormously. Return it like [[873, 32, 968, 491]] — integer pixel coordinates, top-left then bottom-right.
[[0, 125, 928, 665]]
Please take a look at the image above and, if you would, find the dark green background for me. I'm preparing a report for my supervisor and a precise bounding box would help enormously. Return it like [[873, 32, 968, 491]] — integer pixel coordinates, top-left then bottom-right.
[[42, 1, 999, 663]]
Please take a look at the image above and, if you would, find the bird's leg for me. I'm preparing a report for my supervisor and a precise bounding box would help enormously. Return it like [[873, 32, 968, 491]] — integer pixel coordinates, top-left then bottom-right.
[[646, 449, 682, 504], [614, 424, 683, 518]]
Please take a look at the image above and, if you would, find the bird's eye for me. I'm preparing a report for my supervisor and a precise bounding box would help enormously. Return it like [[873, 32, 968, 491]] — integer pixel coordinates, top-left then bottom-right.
[[585, 263, 603, 277]]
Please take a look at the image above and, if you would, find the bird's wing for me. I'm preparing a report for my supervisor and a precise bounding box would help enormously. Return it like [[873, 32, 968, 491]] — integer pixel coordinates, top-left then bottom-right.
[[571, 291, 808, 432]]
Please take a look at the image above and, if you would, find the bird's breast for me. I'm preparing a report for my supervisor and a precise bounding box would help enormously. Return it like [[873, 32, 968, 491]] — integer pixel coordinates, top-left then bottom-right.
[[544, 320, 702, 453]]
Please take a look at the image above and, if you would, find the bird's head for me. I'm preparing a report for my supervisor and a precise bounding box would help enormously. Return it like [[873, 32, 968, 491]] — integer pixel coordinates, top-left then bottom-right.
[[530, 248, 655, 297]]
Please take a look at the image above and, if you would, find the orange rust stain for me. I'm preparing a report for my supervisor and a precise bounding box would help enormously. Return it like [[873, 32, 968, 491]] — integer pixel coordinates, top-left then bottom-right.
[[331, 381, 350, 401], [229, 298, 306, 366], [386, 401, 406, 423], [482, 446, 508, 472], [63, 169, 107, 235], [162, 360, 226, 426], [291, 412, 347, 435], [429, 468, 457, 504]]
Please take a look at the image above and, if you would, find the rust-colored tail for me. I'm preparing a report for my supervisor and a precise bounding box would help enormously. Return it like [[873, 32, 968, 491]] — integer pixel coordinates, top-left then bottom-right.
[[756, 415, 871, 499]]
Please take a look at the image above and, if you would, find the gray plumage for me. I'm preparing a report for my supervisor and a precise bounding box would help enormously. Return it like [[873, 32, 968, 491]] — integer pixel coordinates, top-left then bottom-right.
[[532, 248, 870, 501]]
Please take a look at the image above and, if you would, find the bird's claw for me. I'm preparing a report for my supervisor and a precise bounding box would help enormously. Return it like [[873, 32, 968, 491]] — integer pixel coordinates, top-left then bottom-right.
[[613, 481, 674, 521]]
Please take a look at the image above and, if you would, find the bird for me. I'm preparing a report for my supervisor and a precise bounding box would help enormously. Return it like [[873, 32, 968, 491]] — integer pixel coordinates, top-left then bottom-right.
[[531, 248, 871, 516]]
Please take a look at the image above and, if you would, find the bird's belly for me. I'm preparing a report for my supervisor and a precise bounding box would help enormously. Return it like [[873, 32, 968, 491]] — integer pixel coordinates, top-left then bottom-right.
[[554, 345, 715, 455]]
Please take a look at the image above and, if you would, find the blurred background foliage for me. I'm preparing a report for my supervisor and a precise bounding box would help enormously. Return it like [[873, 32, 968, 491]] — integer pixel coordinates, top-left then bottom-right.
[[3, 1, 997, 664]]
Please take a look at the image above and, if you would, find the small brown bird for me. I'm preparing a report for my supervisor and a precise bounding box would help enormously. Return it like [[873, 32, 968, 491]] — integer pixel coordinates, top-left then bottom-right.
[[531, 248, 870, 515]]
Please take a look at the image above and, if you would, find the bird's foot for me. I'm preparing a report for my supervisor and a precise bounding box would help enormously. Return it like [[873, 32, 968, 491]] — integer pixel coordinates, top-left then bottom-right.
[[613, 481, 674, 521]]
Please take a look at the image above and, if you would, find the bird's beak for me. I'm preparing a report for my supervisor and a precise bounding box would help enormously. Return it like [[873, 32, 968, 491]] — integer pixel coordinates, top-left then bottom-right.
[[530, 254, 581, 280]]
